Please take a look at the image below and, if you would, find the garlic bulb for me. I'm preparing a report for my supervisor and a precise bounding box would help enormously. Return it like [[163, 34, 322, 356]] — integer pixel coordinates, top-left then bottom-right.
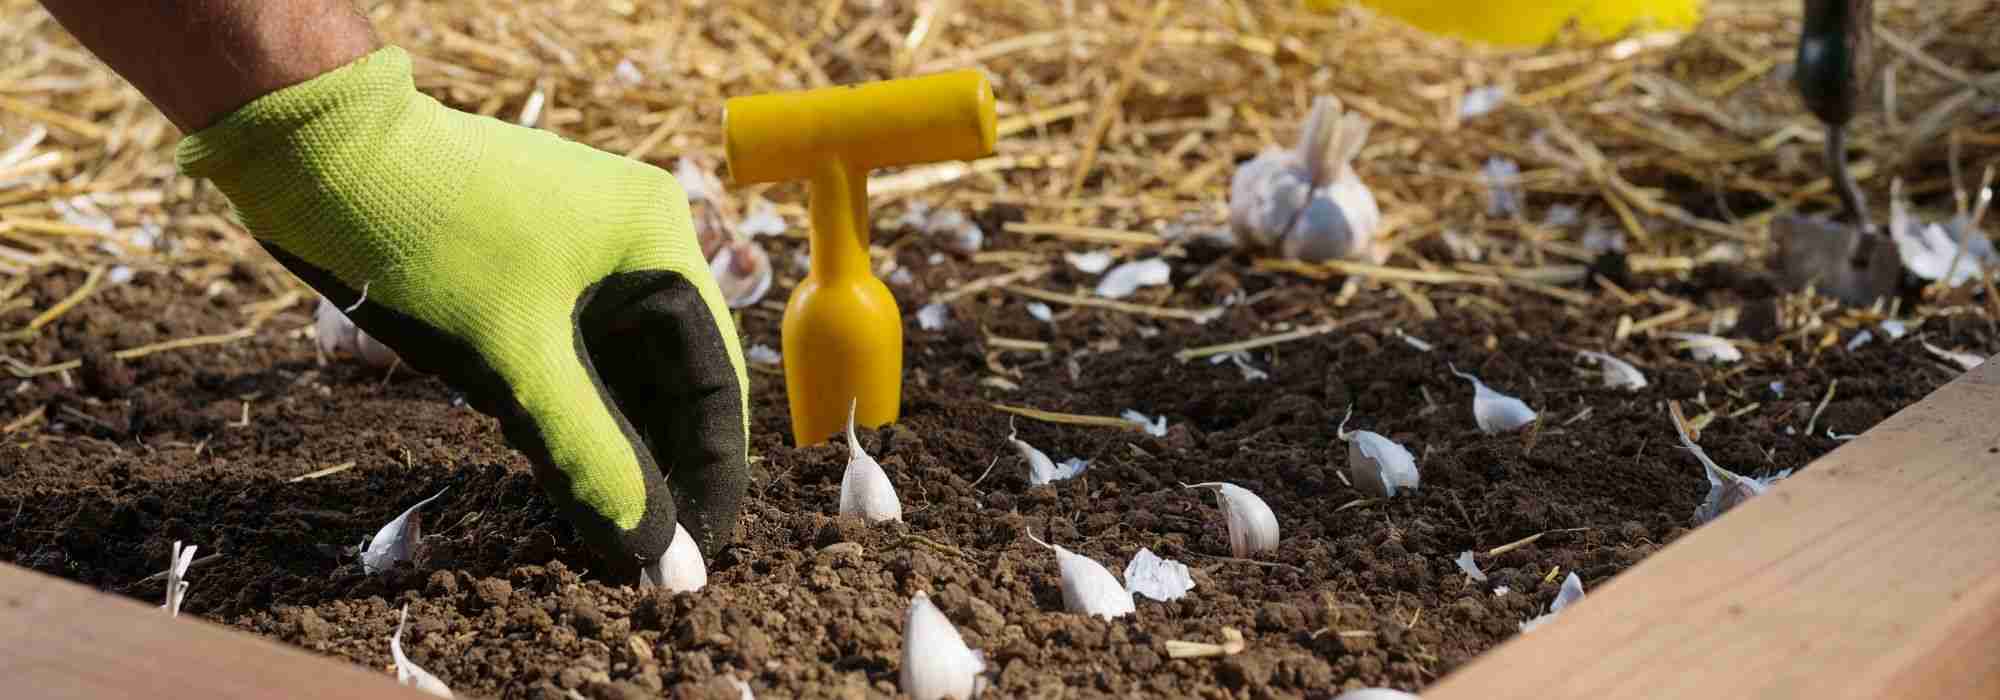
[[392, 605, 454, 698], [839, 401, 902, 523], [1026, 532, 1135, 620], [1182, 482, 1280, 557], [710, 238, 773, 308], [361, 487, 450, 575], [640, 523, 708, 593], [1447, 364, 1537, 434], [900, 591, 987, 700], [1228, 96, 1382, 263], [1336, 405, 1419, 498], [1577, 351, 1647, 391]]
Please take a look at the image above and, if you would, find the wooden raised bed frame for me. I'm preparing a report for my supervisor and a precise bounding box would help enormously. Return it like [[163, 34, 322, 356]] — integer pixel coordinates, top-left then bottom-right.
[[7, 358, 1999, 699]]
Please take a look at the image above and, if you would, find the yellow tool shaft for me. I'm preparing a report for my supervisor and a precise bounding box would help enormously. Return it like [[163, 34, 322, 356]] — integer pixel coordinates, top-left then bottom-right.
[[724, 71, 997, 446]]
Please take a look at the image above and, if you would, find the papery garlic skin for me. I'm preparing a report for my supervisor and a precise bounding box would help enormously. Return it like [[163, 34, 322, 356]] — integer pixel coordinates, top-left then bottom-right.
[[711, 239, 773, 309], [839, 402, 902, 523], [900, 592, 987, 700], [1184, 482, 1280, 557], [640, 523, 708, 593], [1123, 547, 1195, 602]]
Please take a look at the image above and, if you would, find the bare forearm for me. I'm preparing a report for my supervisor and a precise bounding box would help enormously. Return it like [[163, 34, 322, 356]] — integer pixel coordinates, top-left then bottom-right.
[[38, 0, 379, 131]]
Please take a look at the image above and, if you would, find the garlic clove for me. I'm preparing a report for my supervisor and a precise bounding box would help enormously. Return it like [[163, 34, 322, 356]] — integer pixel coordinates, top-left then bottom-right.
[[917, 302, 952, 331], [1519, 572, 1586, 633], [900, 591, 987, 700], [1671, 403, 1788, 525], [1121, 409, 1168, 437], [1577, 351, 1647, 390], [1063, 250, 1114, 274], [356, 327, 400, 368], [392, 604, 455, 698], [362, 487, 450, 574], [710, 239, 774, 309], [1228, 150, 1307, 248], [1026, 531, 1135, 620], [161, 540, 196, 616], [838, 400, 902, 523], [1123, 547, 1195, 602], [1333, 690, 1420, 700], [1337, 405, 1419, 498], [1005, 417, 1062, 486], [640, 523, 708, 593], [1182, 482, 1280, 557], [1448, 364, 1537, 434], [1094, 258, 1171, 299], [314, 296, 355, 357], [1664, 332, 1743, 363], [1923, 341, 1986, 371]]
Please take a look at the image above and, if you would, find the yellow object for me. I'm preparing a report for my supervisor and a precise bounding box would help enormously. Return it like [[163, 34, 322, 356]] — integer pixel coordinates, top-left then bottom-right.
[[725, 71, 997, 446], [1312, 0, 1703, 47]]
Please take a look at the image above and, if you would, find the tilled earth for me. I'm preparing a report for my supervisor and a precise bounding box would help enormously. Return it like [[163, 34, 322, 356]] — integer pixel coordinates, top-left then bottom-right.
[[0, 235, 1972, 698]]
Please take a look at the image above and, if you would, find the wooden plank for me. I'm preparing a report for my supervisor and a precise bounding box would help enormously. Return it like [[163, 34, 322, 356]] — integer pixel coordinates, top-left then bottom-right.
[[1426, 356, 2000, 700], [0, 563, 435, 700]]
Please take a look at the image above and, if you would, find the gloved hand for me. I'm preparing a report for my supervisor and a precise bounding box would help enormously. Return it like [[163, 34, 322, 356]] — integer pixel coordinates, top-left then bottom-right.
[[177, 47, 749, 575]]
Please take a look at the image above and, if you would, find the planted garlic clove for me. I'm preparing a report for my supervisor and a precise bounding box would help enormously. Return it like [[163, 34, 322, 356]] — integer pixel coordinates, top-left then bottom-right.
[[1664, 332, 1742, 363], [1923, 341, 1986, 371], [1121, 409, 1168, 437], [1671, 403, 1788, 525], [315, 296, 400, 368], [640, 523, 708, 593], [1448, 364, 1537, 434], [357, 328, 399, 368], [1333, 690, 1420, 700], [393, 605, 454, 698], [1337, 405, 1419, 498], [1182, 482, 1280, 557], [1094, 258, 1171, 299], [161, 540, 196, 616], [1123, 547, 1195, 602], [839, 400, 902, 523], [900, 591, 987, 700], [710, 239, 773, 309], [1520, 572, 1586, 632], [362, 487, 450, 575], [1577, 351, 1647, 391], [1026, 531, 1135, 620], [1064, 250, 1114, 274], [1005, 417, 1062, 486]]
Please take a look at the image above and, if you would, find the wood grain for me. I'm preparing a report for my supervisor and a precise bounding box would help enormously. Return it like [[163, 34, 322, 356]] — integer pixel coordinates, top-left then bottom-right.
[[1426, 356, 2000, 700], [0, 563, 435, 700]]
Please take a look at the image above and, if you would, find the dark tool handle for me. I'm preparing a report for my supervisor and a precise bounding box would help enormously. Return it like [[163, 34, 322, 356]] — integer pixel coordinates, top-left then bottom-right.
[[1796, 0, 1874, 127]]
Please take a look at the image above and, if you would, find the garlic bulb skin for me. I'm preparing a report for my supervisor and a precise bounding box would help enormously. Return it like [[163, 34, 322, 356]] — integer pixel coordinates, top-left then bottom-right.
[[838, 401, 902, 523], [900, 591, 986, 700], [711, 238, 773, 309]]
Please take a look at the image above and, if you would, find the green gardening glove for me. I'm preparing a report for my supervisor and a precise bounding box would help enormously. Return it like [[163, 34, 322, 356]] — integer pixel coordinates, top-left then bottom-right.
[[177, 47, 749, 576]]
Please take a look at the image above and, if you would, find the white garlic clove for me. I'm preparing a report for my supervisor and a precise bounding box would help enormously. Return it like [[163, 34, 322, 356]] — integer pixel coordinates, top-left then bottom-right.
[[1845, 330, 1875, 351], [640, 523, 708, 593], [1228, 150, 1308, 248], [1879, 319, 1911, 339], [1121, 409, 1168, 437], [738, 197, 787, 239], [917, 302, 952, 331], [1520, 572, 1586, 632], [361, 487, 450, 575], [1337, 405, 1419, 498], [1094, 258, 1171, 299], [838, 400, 902, 523], [900, 591, 987, 700], [1005, 417, 1062, 486], [1448, 364, 1537, 434], [1672, 404, 1788, 525], [1063, 250, 1114, 274], [1122, 547, 1195, 602], [1577, 351, 1647, 391], [161, 540, 196, 616], [314, 296, 355, 357], [1182, 482, 1280, 557], [356, 327, 400, 368], [1664, 332, 1743, 363], [746, 344, 781, 365], [392, 605, 455, 698], [1454, 551, 1487, 582], [1026, 531, 1135, 620], [1025, 302, 1054, 323], [710, 239, 774, 309], [1333, 690, 1420, 700]]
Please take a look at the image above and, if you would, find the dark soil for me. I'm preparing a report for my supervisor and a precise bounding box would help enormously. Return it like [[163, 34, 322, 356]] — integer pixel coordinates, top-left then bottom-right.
[[0, 235, 1975, 698]]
